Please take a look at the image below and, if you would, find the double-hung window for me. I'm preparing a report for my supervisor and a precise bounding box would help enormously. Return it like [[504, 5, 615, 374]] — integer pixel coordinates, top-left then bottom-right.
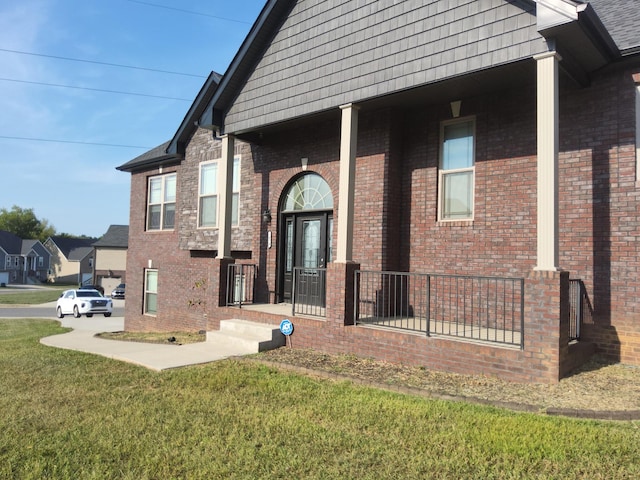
[[198, 156, 240, 228], [199, 162, 218, 227], [439, 118, 475, 221], [231, 157, 240, 226], [147, 173, 176, 231], [144, 269, 158, 315]]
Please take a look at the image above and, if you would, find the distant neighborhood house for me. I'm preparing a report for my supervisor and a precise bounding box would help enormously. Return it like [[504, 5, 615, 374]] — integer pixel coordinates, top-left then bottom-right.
[[44, 236, 95, 285], [92, 225, 128, 295], [0, 230, 50, 285]]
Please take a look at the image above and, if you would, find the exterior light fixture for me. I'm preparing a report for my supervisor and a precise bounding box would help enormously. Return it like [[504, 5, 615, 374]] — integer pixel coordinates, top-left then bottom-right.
[[262, 208, 272, 224], [450, 100, 462, 118]]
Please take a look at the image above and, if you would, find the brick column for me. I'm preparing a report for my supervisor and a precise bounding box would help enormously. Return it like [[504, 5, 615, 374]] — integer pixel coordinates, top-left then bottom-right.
[[525, 270, 569, 383], [212, 257, 235, 308], [326, 261, 360, 326]]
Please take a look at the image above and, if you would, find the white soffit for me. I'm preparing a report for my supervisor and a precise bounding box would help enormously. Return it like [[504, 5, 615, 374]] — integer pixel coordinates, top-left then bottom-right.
[[535, 0, 580, 31]]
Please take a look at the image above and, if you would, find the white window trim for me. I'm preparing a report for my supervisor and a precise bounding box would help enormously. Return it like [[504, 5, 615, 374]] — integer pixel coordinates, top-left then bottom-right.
[[198, 159, 219, 229], [197, 155, 241, 229], [144, 268, 158, 316], [232, 155, 241, 227], [438, 116, 476, 222], [147, 173, 176, 231]]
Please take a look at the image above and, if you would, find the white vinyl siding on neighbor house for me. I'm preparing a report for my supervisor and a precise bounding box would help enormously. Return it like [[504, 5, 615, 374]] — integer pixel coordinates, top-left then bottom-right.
[[198, 156, 240, 228], [147, 173, 176, 231], [144, 269, 158, 315], [439, 117, 475, 221]]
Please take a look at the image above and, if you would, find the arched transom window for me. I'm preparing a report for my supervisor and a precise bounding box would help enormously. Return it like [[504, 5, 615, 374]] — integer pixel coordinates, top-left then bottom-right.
[[283, 173, 333, 212]]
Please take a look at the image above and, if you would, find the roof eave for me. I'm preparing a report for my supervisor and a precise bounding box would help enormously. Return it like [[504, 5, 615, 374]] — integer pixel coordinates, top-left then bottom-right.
[[166, 71, 222, 156], [537, 1, 619, 67], [116, 153, 182, 173], [199, 0, 297, 134]]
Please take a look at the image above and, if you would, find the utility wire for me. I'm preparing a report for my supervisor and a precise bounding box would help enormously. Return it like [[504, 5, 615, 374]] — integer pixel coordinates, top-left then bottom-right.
[[0, 135, 150, 149], [0, 77, 192, 101], [0, 48, 207, 78], [125, 0, 252, 24]]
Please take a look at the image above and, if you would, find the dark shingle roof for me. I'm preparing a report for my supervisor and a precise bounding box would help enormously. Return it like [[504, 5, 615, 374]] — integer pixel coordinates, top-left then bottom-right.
[[117, 71, 223, 172], [167, 71, 223, 155], [116, 141, 178, 173], [589, 0, 640, 53], [21, 240, 39, 255], [0, 230, 24, 254], [48, 236, 95, 260], [93, 225, 129, 248]]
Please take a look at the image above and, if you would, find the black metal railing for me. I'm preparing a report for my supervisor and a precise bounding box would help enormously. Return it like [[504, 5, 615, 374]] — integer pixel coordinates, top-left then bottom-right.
[[569, 279, 588, 341], [226, 264, 257, 307], [355, 270, 525, 348], [292, 267, 326, 317]]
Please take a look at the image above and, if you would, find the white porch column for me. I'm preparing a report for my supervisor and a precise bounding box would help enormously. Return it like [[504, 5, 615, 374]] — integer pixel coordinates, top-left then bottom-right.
[[217, 134, 235, 259], [534, 51, 560, 271], [336, 103, 359, 263]]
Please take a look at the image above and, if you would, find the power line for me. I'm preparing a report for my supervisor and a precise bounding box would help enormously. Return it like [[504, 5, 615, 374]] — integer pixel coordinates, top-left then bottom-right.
[[0, 48, 207, 78], [0, 135, 150, 149], [125, 0, 252, 24], [0, 77, 192, 101]]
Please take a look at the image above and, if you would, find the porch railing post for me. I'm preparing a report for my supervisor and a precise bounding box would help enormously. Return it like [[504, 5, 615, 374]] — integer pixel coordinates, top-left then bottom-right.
[[238, 264, 244, 309], [291, 267, 297, 316], [576, 281, 582, 340], [520, 278, 525, 350], [353, 270, 360, 325], [426, 274, 431, 337]]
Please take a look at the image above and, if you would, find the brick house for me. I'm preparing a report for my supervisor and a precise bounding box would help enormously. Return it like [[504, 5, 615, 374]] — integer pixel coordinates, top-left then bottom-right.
[[118, 0, 640, 383]]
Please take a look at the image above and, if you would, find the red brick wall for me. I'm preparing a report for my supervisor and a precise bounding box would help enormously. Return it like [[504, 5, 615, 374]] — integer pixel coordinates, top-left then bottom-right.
[[124, 63, 640, 378], [209, 270, 566, 384], [125, 128, 258, 332], [556, 66, 640, 364]]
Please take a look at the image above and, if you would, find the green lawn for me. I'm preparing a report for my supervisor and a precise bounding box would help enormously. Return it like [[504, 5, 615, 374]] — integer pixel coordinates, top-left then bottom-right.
[[1, 319, 640, 479], [0, 286, 68, 304]]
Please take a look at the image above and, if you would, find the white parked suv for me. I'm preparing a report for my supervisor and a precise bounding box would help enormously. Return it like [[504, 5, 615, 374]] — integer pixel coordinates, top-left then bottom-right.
[[56, 289, 113, 318]]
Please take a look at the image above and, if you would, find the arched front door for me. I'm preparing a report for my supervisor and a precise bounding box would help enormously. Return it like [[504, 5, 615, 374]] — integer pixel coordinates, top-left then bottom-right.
[[279, 173, 333, 304]]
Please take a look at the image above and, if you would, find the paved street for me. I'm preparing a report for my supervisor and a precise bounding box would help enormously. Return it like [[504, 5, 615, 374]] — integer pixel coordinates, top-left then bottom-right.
[[0, 298, 125, 318]]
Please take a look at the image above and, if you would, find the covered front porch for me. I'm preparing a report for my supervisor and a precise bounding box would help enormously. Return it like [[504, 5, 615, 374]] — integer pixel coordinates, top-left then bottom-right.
[[208, 257, 591, 383], [203, 49, 591, 383]]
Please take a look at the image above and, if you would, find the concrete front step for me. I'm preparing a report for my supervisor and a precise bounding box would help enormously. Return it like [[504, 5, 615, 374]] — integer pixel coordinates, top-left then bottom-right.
[[206, 319, 285, 354]]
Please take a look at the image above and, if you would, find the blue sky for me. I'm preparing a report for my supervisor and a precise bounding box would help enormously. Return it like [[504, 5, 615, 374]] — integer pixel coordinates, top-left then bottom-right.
[[0, 0, 264, 238]]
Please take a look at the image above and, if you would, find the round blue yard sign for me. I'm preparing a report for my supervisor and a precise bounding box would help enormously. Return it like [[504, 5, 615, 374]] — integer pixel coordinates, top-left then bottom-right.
[[280, 319, 294, 336]]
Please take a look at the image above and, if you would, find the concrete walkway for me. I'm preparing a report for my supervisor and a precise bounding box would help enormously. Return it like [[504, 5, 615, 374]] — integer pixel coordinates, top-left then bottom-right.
[[40, 316, 254, 371]]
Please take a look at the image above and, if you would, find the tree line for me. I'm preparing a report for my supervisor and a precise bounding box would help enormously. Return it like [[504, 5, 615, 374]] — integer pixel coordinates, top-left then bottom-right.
[[0, 205, 89, 242]]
